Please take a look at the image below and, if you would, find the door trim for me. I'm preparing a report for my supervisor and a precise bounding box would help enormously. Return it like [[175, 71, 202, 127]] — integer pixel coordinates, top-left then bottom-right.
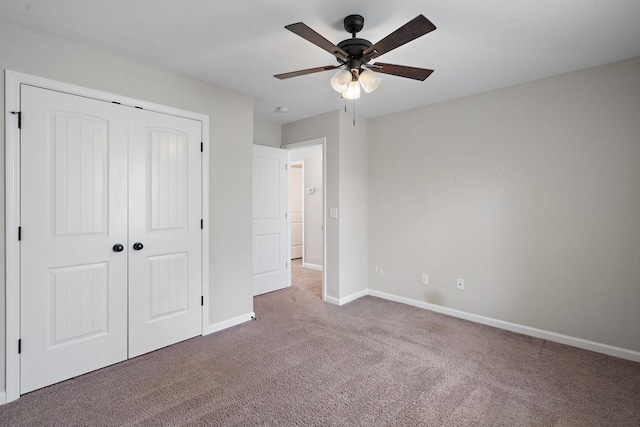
[[4, 70, 210, 403], [282, 138, 327, 302]]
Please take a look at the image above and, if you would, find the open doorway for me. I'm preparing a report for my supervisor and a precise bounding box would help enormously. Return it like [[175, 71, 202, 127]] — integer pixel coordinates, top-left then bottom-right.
[[285, 140, 325, 300]]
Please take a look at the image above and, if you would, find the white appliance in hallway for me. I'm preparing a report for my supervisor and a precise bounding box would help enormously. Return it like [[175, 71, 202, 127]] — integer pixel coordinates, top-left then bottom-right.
[[289, 163, 304, 259]]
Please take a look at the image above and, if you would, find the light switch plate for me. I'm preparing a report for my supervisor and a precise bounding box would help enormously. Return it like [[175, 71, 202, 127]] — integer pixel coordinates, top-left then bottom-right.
[[457, 278, 464, 290], [330, 208, 338, 218]]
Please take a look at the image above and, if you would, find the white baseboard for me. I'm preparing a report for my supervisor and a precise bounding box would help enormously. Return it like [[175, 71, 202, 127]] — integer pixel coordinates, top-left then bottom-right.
[[339, 289, 369, 306], [205, 312, 255, 335], [303, 263, 323, 271], [0, 391, 6, 405], [324, 295, 340, 306], [367, 289, 640, 363], [325, 289, 368, 306]]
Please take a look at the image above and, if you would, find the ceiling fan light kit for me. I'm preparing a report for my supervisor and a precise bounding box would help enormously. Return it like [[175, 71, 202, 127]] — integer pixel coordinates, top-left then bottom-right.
[[358, 68, 382, 93], [275, 13, 436, 114], [343, 80, 361, 100], [330, 68, 352, 93]]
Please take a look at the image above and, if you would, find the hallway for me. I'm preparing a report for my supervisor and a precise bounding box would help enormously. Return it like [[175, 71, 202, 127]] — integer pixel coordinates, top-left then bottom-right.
[[291, 259, 321, 299]]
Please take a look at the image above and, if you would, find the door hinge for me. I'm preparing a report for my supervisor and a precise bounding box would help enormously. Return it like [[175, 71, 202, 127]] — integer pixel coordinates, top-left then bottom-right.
[[285, 212, 287, 219], [201, 296, 204, 306], [18, 226, 22, 241], [201, 142, 203, 152], [11, 111, 21, 129], [201, 219, 204, 229], [285, 164, 288, 170], [286, 261, 288, 268], [18, 339, 21, 354]]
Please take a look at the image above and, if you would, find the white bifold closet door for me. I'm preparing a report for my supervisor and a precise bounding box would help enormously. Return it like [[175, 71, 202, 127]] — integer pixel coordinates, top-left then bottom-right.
[[127, 109, 202, 358], [20, 85, 202, 394]]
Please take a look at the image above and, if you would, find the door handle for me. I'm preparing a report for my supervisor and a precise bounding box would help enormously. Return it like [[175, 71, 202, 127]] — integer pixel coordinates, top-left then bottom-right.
[[133, 242, 144, 251], [113, 243, 124, 252]]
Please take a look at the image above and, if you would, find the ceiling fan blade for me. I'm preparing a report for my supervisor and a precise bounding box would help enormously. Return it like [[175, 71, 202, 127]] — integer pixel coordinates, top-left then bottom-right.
[[285, 22, 349, 61], [274, 65, 339, 80], [373, 63, 434, 81], [362, 15, 436, 61]]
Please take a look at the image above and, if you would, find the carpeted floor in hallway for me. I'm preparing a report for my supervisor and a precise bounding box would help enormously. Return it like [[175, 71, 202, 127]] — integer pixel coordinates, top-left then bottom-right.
[[291, 257, 322, 298]]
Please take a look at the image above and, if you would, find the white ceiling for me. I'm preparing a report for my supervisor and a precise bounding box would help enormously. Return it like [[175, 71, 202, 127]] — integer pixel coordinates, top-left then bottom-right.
[[1, 1, 639, 125]]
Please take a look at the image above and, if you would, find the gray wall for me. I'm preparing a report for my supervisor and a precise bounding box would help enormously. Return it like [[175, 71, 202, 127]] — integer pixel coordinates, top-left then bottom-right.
[[368, 56, 640, 352], [338, 113, 368, 299], [253, 118, 281, 148], [1, 18, 254, 392]]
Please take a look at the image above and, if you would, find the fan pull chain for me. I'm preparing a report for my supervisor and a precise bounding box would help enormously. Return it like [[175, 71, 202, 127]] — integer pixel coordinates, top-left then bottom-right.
[[353, 97, 356, 126]]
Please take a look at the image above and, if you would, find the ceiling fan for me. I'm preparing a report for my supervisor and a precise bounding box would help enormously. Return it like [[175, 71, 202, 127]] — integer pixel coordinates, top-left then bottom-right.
[[274, 14, 436, 99]]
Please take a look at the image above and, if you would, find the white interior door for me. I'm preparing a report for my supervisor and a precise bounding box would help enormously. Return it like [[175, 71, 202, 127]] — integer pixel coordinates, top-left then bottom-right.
[[20, 85, 203, 393], [127, 110, 203, 358], [290, 164, 303, 259], [20, 86, 129, 393], [253, 145, 287, 295]]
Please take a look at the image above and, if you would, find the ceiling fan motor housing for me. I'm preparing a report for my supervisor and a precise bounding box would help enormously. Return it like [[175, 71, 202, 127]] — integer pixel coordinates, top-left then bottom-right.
[[337, 38, 372, 61], [343, 14, 365, 35], [338, 15, 372, 70]]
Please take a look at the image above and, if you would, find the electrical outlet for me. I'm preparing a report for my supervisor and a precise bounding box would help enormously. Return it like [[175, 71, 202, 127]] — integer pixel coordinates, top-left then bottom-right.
[[456, 278, 465, 290], [421, 273, 429, 285]]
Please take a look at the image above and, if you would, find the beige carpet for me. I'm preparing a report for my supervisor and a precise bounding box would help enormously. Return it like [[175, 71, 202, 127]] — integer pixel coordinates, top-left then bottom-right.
[[1, 260, 639, 426], [290, 258, 322, 299]]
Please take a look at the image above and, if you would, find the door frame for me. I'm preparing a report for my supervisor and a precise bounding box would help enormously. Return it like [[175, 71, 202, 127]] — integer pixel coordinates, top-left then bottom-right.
[[4, 70, 210, 403], [282, 138, 327, 302]]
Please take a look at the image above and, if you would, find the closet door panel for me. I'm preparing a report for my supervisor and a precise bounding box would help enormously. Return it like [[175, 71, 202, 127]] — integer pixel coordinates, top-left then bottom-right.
[[20, 86, 129, 394], [127, 109, 202, 357]]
